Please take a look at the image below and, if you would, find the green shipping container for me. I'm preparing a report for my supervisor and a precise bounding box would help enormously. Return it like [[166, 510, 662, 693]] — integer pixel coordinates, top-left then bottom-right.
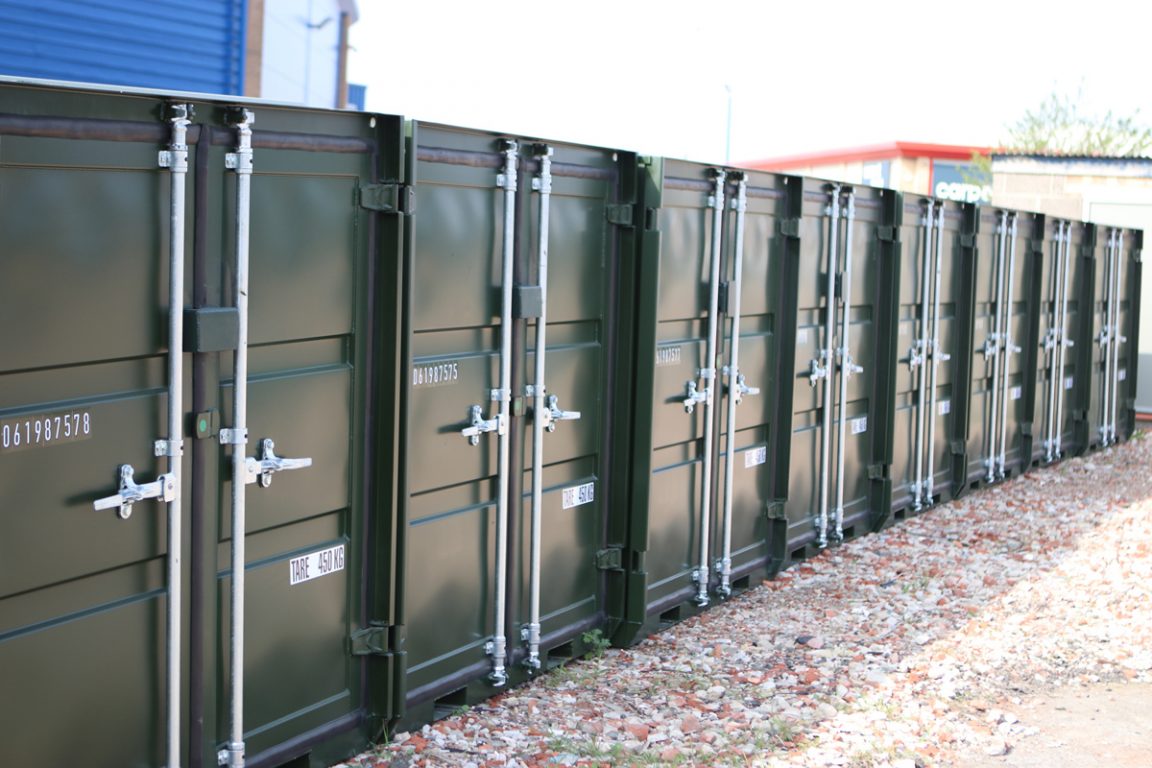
[[1083, 225, 1143, 451], [963, 208, 1042, 489], [395, 123, 635, 725], [1029, 217, 1090, 465], [0, 79, 403, 767], [888, 196, 973, 520], [615, 161, 800, 644], [780, 181, 898, 560]]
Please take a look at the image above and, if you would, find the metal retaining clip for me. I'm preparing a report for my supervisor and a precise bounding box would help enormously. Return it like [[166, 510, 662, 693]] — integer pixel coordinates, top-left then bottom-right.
[[93, 464, 177, 520]]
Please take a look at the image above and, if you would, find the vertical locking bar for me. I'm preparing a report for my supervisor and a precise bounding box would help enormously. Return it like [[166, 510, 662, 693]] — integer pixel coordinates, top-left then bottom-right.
[[694, 169, 726, 606], [997, 213, 1019, 478], [1099, 229, 1116, 445], [1043, 222, 1064, 461], [924, 202, 945, 504], [163, 103, 190, 768], [817, 185, 841, 549], [222, 108, 254, 768], [985, 211, 1008, 482], [488, 140, 518, 686], [1109, 230, 1125, 443], [525, 145, 552, 670], [1053, 222, 1073, 456], [832, 189, 857, 543], [912, 201, 933, 509], [718, 174, 747, 597]]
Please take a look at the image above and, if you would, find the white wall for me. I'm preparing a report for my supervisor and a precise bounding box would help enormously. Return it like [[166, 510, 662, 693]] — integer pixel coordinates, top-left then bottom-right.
[[260, 0, 344, 107]]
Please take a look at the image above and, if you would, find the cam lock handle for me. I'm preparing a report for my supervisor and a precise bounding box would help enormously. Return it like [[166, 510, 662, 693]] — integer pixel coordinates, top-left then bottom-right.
[[243, 438, 312, 488], [93, 464, 176, 520], [543, 394, 580, 432], [462, 404, 501, 445]]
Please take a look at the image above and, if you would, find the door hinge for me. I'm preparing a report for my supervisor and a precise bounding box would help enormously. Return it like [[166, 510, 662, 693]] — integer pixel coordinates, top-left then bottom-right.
[[644, 207, 660, 231], [867, 463, 885, 480], [876, 225, 897, 242], [765, 500, 786, 520], [607, 203, 634, 227], [950, 439, 966, 455], [359, 183, 414, 214], [595, 548, 623, 570], [1020, 421, 1033, 436], [960, 232, 975, 248], [350, 623, 400, 657], [779, 218, 800, 239]]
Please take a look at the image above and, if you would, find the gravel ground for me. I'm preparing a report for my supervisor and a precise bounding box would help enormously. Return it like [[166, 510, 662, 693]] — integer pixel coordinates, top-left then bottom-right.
[[337, 434, 1152, 768]]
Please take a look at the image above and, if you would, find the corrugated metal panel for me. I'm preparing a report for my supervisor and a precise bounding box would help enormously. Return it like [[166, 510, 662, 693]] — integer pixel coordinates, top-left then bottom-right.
[[0, 0, 245, 95]]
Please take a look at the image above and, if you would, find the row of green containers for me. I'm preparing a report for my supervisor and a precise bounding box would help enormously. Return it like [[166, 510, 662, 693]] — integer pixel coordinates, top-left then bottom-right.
[[0, 80, 1141, 767]]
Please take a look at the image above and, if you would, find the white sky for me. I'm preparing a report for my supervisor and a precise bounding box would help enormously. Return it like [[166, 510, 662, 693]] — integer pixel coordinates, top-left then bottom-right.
[[348, 0, 1151, 164]]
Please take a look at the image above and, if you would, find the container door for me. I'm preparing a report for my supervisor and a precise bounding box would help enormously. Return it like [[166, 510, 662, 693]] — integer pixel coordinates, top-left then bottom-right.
[[714, 170, 795, 589], [782, 181, 895, 561], [625, 159, 719, 633], [199, 106, 389, 765], [1032, 217, 1083, 465], [515, 141, 622, 673], [400, 124, 629, 723], [965, 208, 1035, 487], [0, 86, 190, 768]]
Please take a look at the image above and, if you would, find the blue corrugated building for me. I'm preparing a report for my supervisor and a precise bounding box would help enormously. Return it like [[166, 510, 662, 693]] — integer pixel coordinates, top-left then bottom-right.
[[0, 0, 359, 107]]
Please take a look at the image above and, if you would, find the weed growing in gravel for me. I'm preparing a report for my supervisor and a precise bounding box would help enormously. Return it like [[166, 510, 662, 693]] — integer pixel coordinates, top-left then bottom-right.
[[581, 628, 611, 659]]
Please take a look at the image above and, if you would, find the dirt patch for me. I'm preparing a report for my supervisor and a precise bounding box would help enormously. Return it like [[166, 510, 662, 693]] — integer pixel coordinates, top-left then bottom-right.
[[958, 683, 1152, 768]]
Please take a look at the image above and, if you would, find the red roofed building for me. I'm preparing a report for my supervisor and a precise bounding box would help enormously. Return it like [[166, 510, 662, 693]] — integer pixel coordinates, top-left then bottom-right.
[[743, 141, 992, 203]]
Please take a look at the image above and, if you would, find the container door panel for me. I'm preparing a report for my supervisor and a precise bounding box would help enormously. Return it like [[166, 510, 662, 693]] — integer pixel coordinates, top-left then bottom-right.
[[0, 98, 182, 768], [205, 113, 378, 762], [402, 125, 504, 706]]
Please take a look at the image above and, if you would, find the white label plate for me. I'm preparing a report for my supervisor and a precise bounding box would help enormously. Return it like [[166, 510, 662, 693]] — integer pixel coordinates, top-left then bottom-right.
[[1011, 386, 1022, 400], [851, 416, 868, 435], [1065, 376, 1074, 390], [562, 482, 595, 509], [1119, 369, 1127, 381], [290, 544, 345, 586], [744, 446, 767, 468], [938, 400, 951, 415]]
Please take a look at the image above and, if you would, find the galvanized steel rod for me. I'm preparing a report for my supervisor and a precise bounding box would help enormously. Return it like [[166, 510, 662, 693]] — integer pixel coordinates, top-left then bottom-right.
[[719, 175, 747, 597], [832, 190, 857, 544], [818, 185, 841, 549], [1044, 222, 1064, 461], [913, 202, 932, 510], [986, 211, 1008, 483], [1100, 230, 1115, 445], [164, 105, 190, 768], [526, 146, 552, 670], [1110, 230, 1125, 443], [491, 140, 518, 686], [695, 169, 727, 606], [998, 214, 1019, 477], [225, 108, 254, 768], [1054, 223, 1073, 457], [925, 202, 945, 504]]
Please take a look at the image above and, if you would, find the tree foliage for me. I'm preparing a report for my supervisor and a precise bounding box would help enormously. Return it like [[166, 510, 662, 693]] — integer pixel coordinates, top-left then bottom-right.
[[1002, 90, 1152, 156]]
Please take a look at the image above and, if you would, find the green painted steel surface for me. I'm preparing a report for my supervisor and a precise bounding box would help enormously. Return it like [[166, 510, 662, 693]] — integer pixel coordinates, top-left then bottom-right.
[[1028, 218, 1089, 465], [780, 181, 897, 561], [1083, 225, 1142, 452], [963, 208, 1040, 488], [617, 160, 799, 645], [0, 80, 400, 767], [889, 197, 970, 518], [398, 123, 630, 723]]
